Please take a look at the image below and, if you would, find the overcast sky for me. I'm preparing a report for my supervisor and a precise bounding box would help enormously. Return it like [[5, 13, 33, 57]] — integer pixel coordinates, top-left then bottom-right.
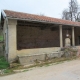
[[0, 0, 80, 18]]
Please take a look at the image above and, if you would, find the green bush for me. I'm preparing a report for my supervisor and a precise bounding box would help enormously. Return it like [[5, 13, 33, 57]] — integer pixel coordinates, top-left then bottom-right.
[[0, 56, 9, 69]]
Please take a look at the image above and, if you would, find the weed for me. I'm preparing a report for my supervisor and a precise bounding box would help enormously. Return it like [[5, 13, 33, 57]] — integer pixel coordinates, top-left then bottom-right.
[[23, 69, 29, 72], [4, 69, 13, 73], [0, 56, 9, 69]]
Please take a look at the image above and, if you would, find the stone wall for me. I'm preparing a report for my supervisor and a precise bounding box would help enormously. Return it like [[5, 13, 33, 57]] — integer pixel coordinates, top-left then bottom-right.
[[18, 49, 61, 65], [0, 42, 4, 56]]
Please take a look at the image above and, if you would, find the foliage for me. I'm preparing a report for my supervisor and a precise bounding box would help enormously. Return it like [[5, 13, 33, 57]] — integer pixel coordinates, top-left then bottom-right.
[[0, 56, 9, 69]]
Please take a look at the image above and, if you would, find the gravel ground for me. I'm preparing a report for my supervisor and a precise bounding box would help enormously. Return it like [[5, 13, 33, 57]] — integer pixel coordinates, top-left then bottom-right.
[[0, 59, 80, 80]]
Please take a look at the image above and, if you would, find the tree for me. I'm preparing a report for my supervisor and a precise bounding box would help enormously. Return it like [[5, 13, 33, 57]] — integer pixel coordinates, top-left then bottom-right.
[[77, 12, 80, 21], [62, 0, 80, 21], [62, 9, 71, 20]]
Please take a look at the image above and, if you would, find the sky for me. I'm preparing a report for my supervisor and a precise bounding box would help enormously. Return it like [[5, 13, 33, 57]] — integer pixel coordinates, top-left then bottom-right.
[[0, 0, 80, 19]]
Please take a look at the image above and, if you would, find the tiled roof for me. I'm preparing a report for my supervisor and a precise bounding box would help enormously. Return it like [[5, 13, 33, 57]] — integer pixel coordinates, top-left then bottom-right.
[[3, 10, 80, 26]]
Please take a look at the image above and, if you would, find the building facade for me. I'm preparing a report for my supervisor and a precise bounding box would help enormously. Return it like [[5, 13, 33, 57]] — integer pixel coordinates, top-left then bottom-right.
[[1, 10, 80, 65]]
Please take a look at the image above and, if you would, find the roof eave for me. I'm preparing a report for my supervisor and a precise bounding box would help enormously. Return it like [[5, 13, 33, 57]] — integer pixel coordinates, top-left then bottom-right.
[[6, 16, 80, 27], [1, 10, 7, 19]]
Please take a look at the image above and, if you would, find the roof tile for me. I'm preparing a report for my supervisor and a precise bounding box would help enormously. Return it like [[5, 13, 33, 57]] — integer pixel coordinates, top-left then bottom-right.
[[3, 10, 80, 26]]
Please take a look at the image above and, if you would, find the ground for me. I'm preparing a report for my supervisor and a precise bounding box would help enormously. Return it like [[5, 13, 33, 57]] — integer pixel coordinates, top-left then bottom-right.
[[0, 59, 80, 80]]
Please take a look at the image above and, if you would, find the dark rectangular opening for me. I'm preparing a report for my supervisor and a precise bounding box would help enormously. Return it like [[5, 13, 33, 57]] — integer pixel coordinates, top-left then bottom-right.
[[78, 36, 80, 44], [17, 21, 60, 50]]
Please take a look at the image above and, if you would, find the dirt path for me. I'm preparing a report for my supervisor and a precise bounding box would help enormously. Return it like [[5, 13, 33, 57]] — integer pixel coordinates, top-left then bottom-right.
[[0, 59, 80, 80]]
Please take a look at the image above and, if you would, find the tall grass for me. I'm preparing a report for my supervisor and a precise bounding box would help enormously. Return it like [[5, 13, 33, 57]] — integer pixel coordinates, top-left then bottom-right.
[[0, 56, 9, 69]]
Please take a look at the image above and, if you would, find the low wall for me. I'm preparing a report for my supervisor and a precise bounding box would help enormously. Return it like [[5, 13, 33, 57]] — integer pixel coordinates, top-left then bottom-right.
[[17, 47, 61, 65], [76, 46, 80, 49], [17, 47, 60, 55]]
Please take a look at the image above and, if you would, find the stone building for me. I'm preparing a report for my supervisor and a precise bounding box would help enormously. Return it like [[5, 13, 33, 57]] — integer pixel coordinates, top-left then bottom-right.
[[1, 10, 80, 65]]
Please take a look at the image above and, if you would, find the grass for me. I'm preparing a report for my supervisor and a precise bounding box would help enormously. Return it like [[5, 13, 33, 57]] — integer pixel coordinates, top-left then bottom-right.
[[0, 56, 14, 76], [34, 56, 77, 67], [0, 56, 78, 76], [14, 56, 77, 69], [0, 56, 9, 69]]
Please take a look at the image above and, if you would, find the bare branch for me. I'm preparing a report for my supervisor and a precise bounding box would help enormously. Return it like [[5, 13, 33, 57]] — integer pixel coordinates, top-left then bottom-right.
[[62, 0, 80, 21]]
